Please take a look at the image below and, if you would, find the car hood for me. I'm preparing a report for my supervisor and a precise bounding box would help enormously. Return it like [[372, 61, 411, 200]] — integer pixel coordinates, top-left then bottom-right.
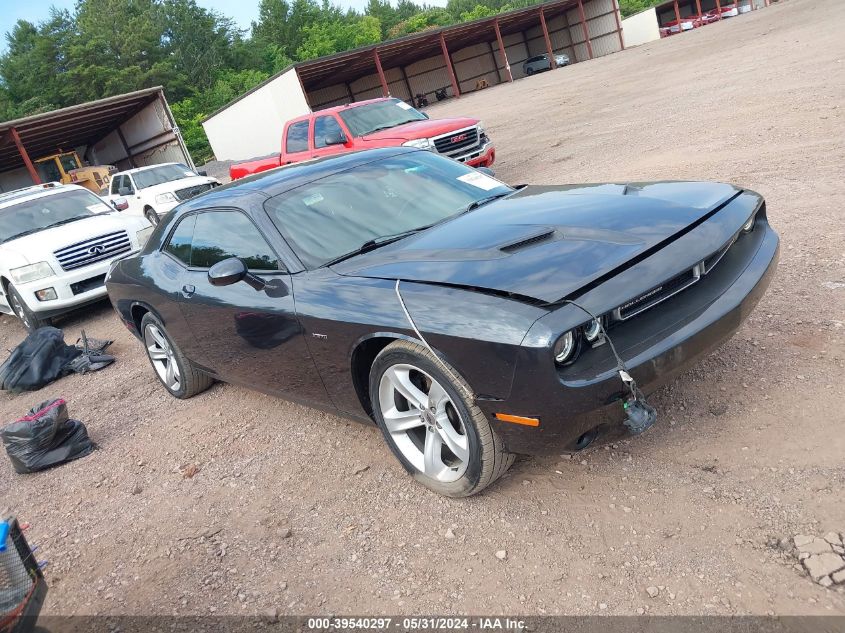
[[1, 213, 148, 264], [139, 175, 216, 195], [361, 117, 479, 141], [333, 182, 742, 304]]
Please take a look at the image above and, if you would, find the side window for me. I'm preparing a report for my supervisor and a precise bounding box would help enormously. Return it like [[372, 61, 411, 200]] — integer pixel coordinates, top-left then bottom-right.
[[59, 154, 79, 173], [124, 175, 135, 194], [313, 116, 343, 149], [285, 121, 310, 154], [191, 211, 279, 271], [110, 175, 122, 195], [164, 214, 196, 265]]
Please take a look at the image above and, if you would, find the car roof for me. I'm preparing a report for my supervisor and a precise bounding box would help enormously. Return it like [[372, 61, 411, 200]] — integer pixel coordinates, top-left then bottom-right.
[[0, 183, 94, 211], [176, 147, 423, 212]]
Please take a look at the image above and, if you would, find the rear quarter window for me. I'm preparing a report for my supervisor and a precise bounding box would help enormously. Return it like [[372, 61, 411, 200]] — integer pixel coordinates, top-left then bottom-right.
[[285, 121, 310, 154]]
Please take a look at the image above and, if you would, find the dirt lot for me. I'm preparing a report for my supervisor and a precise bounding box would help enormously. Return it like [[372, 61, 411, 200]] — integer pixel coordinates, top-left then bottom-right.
[[2, 0, 844, 618]]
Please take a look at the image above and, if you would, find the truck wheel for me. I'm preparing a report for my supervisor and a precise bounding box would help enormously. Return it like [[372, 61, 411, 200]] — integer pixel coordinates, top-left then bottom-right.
[[7, 284, 50, 332], [144, 207, 159, 226], [370, 340, 514, 497]]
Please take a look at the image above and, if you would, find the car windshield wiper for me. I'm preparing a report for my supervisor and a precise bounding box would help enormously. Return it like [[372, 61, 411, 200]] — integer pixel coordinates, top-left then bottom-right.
[[0, 215, 92, 244], [459, 192, 511, 215], [363, 120, 419, 135], [323, 224, 435, 267], [44, 215, 93, 229]]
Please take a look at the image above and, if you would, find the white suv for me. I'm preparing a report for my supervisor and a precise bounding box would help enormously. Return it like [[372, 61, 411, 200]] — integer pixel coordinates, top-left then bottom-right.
[[0, 183, 152, 331], [105, 162, 220, 226]]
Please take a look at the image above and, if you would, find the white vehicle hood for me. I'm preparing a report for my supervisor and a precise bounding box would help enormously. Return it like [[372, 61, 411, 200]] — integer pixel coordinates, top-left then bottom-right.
[[140, 175, 217, 197], [0, 213, 148, 265]]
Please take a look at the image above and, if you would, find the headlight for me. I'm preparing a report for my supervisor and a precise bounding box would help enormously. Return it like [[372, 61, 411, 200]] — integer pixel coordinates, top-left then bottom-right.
[[136, 227, 153, 247], [155, 192, 177, 204], [742, 212, 756, 232], [584, 318, 604, 342], [402, 138, 433, 150], [554, 330, 577, 364], [10, 262, 54, 284]]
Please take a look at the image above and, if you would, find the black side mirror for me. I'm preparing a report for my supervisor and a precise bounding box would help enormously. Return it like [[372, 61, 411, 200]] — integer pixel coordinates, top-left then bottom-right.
[[208, 257, 247, 287], [476, 166, 495, 178], [324, 132, 348, 146], [197, 170, 208, 176], [208, 257, 269, 291]]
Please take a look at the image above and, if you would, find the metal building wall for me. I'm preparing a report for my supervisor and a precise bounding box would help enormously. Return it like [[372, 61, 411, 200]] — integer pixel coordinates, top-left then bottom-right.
[[452, 41, 500, 94], [566, 0, 623, 62], [302, 0, 623, 110]]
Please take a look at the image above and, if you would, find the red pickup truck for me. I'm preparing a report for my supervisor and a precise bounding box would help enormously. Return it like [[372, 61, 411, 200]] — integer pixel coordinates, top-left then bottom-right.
[[229, 97, 495, 180]]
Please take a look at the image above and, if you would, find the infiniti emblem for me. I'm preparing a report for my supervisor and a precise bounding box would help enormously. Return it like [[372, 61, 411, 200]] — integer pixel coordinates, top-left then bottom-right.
[[88, 245, 106, 255]]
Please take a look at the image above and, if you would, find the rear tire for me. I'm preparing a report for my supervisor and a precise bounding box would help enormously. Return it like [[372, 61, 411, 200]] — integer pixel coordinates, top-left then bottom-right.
[[140, 313, 213, 399], [369, 340, 513, 497], [7, 284, 50, 332], [144, 207, 159, 226]]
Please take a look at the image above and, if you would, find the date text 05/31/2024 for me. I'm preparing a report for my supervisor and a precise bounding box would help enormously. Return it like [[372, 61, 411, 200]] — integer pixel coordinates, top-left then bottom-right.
[[306, 617, 526, 630]]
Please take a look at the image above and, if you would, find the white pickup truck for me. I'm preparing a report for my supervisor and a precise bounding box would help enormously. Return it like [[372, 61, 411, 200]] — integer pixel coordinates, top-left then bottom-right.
[[0, 183, 152, 331], [105, 162, 220, 226]]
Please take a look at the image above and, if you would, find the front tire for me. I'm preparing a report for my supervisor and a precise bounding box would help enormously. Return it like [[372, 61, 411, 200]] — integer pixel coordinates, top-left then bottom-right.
[[526, 67, 535, 76], [7, 284, 50, 331], [370, 340, 513, 497], [141, 313, 213, 399], [144, 207, 159, 226]]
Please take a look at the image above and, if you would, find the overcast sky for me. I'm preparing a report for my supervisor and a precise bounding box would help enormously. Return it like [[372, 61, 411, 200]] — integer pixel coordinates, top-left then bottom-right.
[[1, 0, 445, 53]]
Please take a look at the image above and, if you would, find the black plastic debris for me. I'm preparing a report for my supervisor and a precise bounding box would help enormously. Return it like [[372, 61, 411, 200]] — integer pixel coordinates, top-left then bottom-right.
[[1, 399, 94, 474], [0, 328, 115, 393], [0, 328, 80, 393], [65, 330, 115, 375]]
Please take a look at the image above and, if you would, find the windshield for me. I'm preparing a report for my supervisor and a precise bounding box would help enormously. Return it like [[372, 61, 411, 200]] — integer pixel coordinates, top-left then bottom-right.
[[338, 99, 427, 137], [133, 164, 196, 189], [0, 189, 110, 244], [264, 151, 512, 268]]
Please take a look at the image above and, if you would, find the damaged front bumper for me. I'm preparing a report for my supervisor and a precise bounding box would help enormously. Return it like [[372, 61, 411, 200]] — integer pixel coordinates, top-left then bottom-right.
[[480, 212, 780, 454]]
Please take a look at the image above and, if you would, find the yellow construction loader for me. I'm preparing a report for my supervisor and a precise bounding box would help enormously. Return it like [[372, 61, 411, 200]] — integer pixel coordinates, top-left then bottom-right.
[[34, 151, 115, 194]]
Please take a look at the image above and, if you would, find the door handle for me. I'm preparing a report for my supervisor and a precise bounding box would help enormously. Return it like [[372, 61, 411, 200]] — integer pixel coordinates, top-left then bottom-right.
[[181, 284, 195, 298]]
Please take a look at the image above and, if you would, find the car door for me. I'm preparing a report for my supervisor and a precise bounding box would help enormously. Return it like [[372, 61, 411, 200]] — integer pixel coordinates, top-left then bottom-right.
[[173, 207, 330, 403], [117, 174, 144, 216], [310, 115, 351, 159], [282, 120, 312, 165]]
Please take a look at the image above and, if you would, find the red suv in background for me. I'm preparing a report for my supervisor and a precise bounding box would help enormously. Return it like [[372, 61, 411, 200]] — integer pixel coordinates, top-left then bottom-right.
[[230, 98, 495, 180]]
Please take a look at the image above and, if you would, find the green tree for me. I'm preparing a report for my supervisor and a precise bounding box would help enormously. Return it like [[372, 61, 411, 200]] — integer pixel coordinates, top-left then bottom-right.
[[0, 11, 75, 109], [459, 4, 498, 21]]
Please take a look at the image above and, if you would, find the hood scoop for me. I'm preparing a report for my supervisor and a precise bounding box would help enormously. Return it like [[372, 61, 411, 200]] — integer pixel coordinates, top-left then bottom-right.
[[499, 229, 557, 253]]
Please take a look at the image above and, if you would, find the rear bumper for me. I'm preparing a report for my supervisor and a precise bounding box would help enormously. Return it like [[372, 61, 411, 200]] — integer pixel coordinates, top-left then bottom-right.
[[482, 222, 779, 454]]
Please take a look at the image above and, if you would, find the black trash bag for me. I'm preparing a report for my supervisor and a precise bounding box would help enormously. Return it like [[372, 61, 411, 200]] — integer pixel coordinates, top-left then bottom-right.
[[1, 399, 94, 474], [0, 327, 80, 393]]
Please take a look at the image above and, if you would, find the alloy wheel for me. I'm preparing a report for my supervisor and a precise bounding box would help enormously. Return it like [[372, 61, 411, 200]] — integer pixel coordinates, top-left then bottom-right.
[[144, 323, 181, 391], [379, 364, 469, 483]]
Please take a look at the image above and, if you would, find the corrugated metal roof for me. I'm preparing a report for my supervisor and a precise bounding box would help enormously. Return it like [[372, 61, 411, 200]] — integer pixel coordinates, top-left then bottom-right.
[[0, 87, 164, 173], [204, 0, 582, 122]]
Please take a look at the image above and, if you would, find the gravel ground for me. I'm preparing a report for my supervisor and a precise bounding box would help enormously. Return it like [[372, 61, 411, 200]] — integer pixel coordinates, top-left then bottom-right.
[[2, 0, 844, 618]]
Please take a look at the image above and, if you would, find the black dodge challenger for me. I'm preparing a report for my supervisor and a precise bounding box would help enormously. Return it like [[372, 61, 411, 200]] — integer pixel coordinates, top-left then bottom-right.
[[106, 147, 778, 496]]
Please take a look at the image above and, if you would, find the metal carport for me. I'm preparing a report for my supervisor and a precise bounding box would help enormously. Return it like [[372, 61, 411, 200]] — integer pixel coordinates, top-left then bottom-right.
[[0, 87, 193, 192]]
